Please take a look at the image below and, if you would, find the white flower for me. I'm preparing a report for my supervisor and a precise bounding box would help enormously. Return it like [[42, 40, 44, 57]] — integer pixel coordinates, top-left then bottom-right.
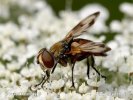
[[96, 92, 109, 100], [115, 97, 125, 100], [0, 22, 18, 37], [20, 66, 38, 78], [65, 91, 82, 100], [110, 20, 122, 33], [19, 78, 30, 87], [29, 89, 48, 100], [60, 92, 66, 100], [103, 43, 130, 72], [65, 80, 72, 88], [0, 63, 6, 77], [90, 90, 97, 100], [87, 78, 105, 90], [126, 55, 133, 66], [50, 79, 65, 90], [25, 44, 38, 58], [87, 79, 99, 88], [4, 70, 12, 80], [78, 82, 89, 93], [82, 93, 92, 100], [120, 2, 133, 17], [46, 92, 58, 100], [0, 91, 13, 100], [7, 86, 22, 95], [6, 62, 21, 71], [0, 79, 10, 88], [127, 85, 133, 99], [124, 55, 133, 73], [0, 38, 15, 57], [10, 72, 22, 84], [107, 41, 118, 50]]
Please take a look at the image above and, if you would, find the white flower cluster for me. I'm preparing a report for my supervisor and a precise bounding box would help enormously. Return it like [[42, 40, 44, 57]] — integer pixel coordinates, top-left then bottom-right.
[[0, 0, 133, 99], [103, 2, 133, 73]]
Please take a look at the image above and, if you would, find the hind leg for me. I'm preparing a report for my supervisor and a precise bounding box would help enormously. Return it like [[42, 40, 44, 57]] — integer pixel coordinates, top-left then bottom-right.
[[90, 55, 106, 79], [87, 57, 90, 79], [71, 63, 75, 88]]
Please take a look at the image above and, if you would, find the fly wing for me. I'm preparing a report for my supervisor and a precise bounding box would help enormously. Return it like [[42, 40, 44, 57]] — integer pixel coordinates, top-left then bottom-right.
[[65, 12, 100, 39], [66, 38, 111, 56], [79, 41, 111, 54]]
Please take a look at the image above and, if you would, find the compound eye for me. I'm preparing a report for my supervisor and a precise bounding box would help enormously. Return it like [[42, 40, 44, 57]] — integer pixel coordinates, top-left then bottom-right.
[[42, 49, 55, 68]]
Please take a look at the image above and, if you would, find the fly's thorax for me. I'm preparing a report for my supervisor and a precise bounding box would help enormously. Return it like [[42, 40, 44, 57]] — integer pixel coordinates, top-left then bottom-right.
[[49, 40, 70, 58], [50, 41, 63, 57]]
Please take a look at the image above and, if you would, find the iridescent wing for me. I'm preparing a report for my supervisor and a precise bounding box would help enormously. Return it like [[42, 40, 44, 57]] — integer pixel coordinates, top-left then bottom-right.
[[65, 12, 100, 39]]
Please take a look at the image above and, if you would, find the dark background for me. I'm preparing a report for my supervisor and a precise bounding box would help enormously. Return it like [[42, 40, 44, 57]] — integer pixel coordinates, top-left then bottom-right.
[[46, 0, 132, 24]]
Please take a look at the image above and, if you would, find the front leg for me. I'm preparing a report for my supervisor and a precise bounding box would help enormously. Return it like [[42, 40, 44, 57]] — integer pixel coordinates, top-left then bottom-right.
[[90, 55, 106, 79], [51, 51, 67, 74], [41, 70, 50, 88], [34, 74, 46, 88], [51, 59, 59, 73], [35, 70, 50, 88]]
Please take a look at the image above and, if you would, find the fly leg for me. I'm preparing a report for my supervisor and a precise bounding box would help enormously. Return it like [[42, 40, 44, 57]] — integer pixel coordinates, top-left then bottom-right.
[[34, 75, 46, 87], [51, 59, 59, 73], [90, 55, 106, 79], [51, 51, 66, 74], [34, 70, 50, 88], [41, 70, 50, 88], [87, 57, 90, 79], [71, 63, 75, 88]]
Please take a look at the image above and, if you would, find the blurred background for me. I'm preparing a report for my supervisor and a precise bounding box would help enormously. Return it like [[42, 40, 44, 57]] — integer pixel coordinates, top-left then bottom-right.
[[0, 0, 133, 99], [0, 0, 132, 23], [46, 0, 132, 23]]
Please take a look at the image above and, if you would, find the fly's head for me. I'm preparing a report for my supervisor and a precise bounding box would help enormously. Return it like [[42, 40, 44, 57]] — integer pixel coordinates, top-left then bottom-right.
[[37, 48, 55, 70]]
